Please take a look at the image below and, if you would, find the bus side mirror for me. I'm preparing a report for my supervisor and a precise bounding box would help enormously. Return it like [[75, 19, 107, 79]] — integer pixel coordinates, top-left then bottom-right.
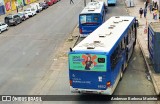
[[70, 47, 72, 52], [135, 19, 139, 27]]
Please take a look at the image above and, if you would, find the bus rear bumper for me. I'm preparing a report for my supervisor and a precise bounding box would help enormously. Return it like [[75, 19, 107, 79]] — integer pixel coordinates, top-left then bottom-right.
[[80, 34, 89, 37], [70, 87, 113, 95]]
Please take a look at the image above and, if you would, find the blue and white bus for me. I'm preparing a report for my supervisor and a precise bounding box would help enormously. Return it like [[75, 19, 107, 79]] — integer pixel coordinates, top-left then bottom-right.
[[79, 1, 106, 37], [69, 16, 137, 95]]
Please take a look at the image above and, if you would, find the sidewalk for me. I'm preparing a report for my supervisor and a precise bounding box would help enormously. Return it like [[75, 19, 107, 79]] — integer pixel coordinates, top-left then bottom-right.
[[0, 0, 43, 22], [126, 0, 160, 95]]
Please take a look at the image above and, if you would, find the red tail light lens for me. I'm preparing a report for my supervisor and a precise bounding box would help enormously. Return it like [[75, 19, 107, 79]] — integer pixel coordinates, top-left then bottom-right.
[[79, 28, 82, 34], [106, 81, 111, 87], [70, 80, 72, 86]]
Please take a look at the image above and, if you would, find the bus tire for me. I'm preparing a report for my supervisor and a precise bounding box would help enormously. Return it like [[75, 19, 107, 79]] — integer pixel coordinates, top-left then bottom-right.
[[120, 69, 123, 81], [120, 65, 124, 81]]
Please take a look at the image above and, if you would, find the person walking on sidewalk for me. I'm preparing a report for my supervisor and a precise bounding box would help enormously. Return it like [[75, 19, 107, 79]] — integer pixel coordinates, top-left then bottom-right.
[[144, 8, 147, 18], [154, 1, 158, 9], [159, 11, 160, 22], [70, 0, 74, 4], [144, 1, 148, 8], [139, 8, 143, 18], [149, 3, 153, 13], [20, 3, 23, 10], [153, 9, 158, 20]]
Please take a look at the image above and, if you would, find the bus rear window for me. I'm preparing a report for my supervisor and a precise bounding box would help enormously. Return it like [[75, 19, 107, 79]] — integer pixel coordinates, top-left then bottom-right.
[[69, 54, 106, 72], [80, 14, 100, 25]]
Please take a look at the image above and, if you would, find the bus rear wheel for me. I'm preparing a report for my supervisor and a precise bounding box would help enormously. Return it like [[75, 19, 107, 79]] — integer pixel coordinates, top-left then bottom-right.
[[120, 69, 123, 81], [120, 65, 124, 81]]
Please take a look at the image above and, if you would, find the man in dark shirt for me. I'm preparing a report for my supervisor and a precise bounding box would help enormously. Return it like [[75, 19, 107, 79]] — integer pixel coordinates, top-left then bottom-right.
[[139, 8, 143, 18]]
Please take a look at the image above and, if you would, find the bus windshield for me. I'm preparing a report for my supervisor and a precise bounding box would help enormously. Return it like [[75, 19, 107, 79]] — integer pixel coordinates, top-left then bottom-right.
[[80, 14, 101, 25], [69, 54, 106, 72]]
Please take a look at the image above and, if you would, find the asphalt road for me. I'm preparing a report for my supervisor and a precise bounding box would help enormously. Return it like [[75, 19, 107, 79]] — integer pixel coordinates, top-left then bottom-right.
[[0, 0, 84, 95]]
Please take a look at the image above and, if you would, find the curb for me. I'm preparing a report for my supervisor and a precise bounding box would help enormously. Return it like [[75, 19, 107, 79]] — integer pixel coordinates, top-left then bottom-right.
[[68, 24, 80, 48], [72, 35, 80, 47], [137, 38, 160, 95]]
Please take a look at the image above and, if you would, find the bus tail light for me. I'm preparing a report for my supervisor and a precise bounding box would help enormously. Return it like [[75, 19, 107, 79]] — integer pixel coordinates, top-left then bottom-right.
[[79, 28, 82, 34], [70, 80, 72, 86], [106, 81, 111, 87]]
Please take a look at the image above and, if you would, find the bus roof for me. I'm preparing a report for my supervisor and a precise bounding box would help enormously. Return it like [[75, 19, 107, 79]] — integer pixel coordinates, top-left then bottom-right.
[[80, 2, 104, 14], [73, 16, 135, 52]]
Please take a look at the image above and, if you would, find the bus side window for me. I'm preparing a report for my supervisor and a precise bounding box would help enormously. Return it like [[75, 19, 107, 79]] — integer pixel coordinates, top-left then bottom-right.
[[121, 39, 125, 50], [132, 25, 136, 37], [102, 15, 104, 23], [111, 44, 122, 70], [132, 25, 134, 31], [111, 50, 117, 70], [102, 11, 105, 22], [126, 35, 128, 45], [128, 29, 131, 42]]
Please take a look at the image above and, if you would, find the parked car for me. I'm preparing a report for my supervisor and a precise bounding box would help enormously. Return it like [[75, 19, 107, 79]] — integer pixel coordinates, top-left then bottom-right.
[[39, 2, 49, 10], [0, 22, 9, 33], [18, 12, 29, 19], [4, 14, 22, 26], [17, 13, 26, 21], [24, 8, 37, 17], [30, 3, 42, 13], [45, 0, 57, 6], [53, 0, 58, 3]]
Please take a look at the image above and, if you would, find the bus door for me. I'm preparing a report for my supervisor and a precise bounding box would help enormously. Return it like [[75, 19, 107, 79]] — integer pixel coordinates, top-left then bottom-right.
[[79, 14, 102, 36], [69, 53, 110, 90]]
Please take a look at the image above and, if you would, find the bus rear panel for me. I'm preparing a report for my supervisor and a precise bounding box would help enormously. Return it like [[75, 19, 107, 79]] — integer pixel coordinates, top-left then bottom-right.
[[69, 52, 114, 95], [79, 14, 102, 37], [79, 2, 106, 37]]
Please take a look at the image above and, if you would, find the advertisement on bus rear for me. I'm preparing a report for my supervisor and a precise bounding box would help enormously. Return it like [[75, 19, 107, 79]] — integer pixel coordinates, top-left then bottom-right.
[[69, 54, 106, 72]]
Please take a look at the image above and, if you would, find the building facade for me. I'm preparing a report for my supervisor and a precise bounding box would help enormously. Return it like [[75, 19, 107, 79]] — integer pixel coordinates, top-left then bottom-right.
[[2, 0, 37, 14]]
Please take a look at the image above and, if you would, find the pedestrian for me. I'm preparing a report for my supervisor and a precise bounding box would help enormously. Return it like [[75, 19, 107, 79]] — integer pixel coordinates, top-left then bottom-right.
[[139, 8, 143, 18], [152, 1, 154, 8], [70, 0, 74, 4], [155, 9, 158, 20], [144, 8, 147, 18], [145, 1, 148, 8], [16, 6, 18, 13], [155, 1, 157, 9], [153, 9, 158, 20], [159, 11, 160, 22], [153, 8, 155, 19], [20, 3, 23, 10], [149, 3, 152, 13]]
